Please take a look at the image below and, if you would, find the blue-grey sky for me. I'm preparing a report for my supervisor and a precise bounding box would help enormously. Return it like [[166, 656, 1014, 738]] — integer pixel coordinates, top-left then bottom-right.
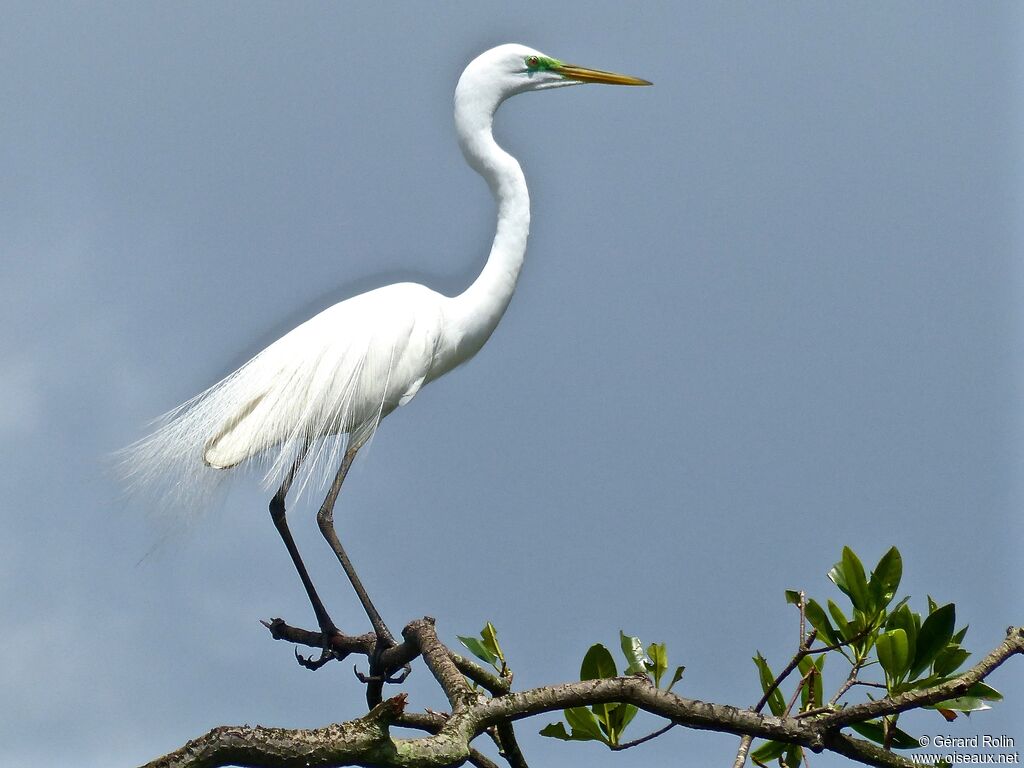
[[2, 3, 1021, 766]]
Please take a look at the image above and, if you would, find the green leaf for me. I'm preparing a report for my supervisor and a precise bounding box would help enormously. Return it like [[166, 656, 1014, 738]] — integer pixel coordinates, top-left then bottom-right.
[[753, 652, 786, 717], [565, 706, 607, 743], [785, 589, 803, 606], [885, 604, 918, 664], [647, 642, 668, 688], [869, 547, 902, 609], [840, 546, 872, 614], [619, 632, 649, 676], [910, 603, 955, 678], [827, 599, 848, 633], [965, 682, 1003, 701], [827, 598, 862, 643], [481, 622, 504, 663], [667, 665, 685, 692], [933, 646, 970, 677], [750, 739, 788, 765], [952, 625, 969, 645], [457, 635, 497, 665], [848, 719, 920, 749], [828, 562, 849, 594], [848, 720, 883, 746], [581, 644, 618, 681], [805, 599, 839, 646], [539, 722, 577, 741], [581, 644, 619, 741], [927, 696, 991, 714], [876, 629, 910, 681], [608, 702, 639, 738], [785, 745, 804, 768], [889, 595, 911, 614]]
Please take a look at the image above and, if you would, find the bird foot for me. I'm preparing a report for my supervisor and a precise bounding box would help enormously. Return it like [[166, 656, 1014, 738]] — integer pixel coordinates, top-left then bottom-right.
[[296, 644, 338, 670], [352, 635, 411, 685], [293, 618, 345, 671], [354, 662, 412, 685]]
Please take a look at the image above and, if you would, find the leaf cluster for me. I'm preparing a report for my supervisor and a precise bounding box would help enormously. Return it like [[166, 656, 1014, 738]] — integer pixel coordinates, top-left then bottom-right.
[[752, 547, 1002, 766], [457, 621, 508, 678], [539, 631, 683, 746]]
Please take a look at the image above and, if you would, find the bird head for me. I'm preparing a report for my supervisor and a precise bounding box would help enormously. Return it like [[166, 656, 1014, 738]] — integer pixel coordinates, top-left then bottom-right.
[[456, 44, 650, 108]]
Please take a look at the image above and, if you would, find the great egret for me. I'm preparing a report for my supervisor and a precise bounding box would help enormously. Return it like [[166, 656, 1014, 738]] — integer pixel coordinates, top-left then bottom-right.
[[123, 44, 650, 667]]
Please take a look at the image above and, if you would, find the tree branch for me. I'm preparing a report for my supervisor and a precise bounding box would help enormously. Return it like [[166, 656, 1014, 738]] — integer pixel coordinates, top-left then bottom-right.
[[143, 622, 1022, 768], [403, 618, 480, 711], [821, 625, 1024, 728], [140, 695, 410, 768]]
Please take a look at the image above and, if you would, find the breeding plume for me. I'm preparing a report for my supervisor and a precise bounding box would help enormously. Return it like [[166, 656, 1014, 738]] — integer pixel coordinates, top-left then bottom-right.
[[124, 44, 650, 664]]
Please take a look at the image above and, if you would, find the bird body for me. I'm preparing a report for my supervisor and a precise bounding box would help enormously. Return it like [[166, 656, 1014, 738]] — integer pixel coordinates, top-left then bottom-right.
[[122, 42, 649, 666], [199, 46, 545, 477], [124, 45, 648, 507], [202, 282, 443, 471]]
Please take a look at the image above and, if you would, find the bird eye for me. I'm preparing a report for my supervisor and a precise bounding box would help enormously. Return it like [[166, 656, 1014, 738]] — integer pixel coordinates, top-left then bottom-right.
[[525, 55, 540, 70]]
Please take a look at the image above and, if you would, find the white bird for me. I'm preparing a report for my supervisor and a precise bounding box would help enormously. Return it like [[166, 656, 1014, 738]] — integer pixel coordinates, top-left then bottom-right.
[[123, 44, 650, 668]]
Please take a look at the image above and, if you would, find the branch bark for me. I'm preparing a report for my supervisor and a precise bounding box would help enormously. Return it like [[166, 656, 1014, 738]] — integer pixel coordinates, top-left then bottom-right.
[[141, 623, 1023, 768]]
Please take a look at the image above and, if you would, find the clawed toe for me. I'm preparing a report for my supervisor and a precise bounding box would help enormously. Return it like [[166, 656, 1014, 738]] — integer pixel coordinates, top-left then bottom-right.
[[354, 662, 411, 685], [295, 644, 337, 670]]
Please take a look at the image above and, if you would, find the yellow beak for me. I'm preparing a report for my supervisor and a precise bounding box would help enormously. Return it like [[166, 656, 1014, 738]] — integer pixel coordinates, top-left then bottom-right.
[[553, 64, 652, 86]]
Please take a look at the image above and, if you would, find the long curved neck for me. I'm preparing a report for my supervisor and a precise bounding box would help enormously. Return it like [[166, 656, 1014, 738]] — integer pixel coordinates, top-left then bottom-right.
[[443, 83, 530, 365]]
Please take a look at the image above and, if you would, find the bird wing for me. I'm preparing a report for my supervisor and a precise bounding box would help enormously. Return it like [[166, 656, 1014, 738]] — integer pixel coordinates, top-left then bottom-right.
[[200, 283, 442, 476], [119, 282, 444, 512]]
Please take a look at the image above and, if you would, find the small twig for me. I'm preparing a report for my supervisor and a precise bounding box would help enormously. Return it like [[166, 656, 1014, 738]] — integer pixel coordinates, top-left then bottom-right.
[[732, 735, 755, 768], [850, 680, 886, 691], [805, 625, 874, 656], [882, 715, 895, 751], [467, 750, 502, 768], [753, 628, 818, 715], [828, 656, 867, 707], [610, 721, 677, 751], [451, 651, 512, 694], [393, 711, 447, 732], [732, 624, 819, 768], [795, 704, 834, 719], [798, 590, 807, 647], [494, 721, 528, 768], [784, 673, 810, 716]]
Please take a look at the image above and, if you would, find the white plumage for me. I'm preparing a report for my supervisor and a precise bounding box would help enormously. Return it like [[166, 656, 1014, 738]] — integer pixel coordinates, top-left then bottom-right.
[[121, 44, 649, 651], [123, 282, 444, 505]]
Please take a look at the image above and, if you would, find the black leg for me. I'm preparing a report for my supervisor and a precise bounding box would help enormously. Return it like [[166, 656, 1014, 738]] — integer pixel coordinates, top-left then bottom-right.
[[316, 445, 395, 651], [269, 452, 339, 661]]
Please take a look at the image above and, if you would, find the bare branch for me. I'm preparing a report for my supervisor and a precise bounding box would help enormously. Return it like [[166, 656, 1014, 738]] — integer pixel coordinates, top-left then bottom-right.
[[139, 695, 411, 768], [403, 617, 480, 711], [468, 678, 816, 745], [493, 721, 528, 768], [823, 732, 920, 768], [610, 722, 677, 751], [450, 652, 511, 695], [467, 750, 502, 768]]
